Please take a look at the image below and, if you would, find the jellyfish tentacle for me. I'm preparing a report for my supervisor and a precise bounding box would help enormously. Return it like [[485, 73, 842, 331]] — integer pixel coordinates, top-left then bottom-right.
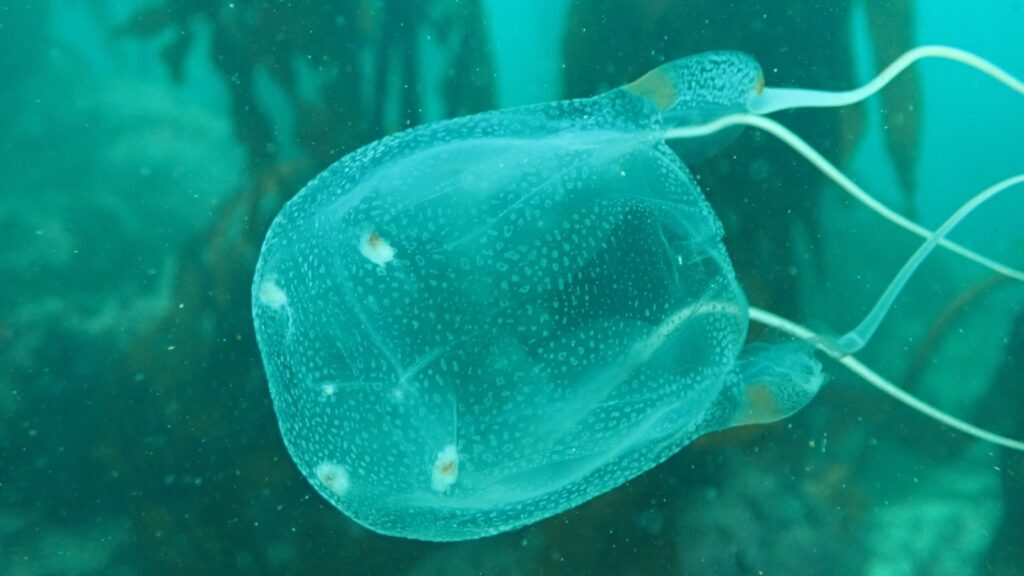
[[666, 114, 1024, 451], [747, 306, 1024, 452], [832, 174, 1024, 354], [747, 44, 1024, 115], [663, 114, 1024, 283]]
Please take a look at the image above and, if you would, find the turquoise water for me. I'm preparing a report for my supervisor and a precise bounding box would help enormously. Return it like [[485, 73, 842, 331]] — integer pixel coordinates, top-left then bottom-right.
[[2, 1, 1022, 574]]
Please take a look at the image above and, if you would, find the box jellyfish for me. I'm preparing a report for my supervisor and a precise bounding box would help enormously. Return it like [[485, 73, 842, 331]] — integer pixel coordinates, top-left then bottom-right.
[[252, 46, 1024, 541]]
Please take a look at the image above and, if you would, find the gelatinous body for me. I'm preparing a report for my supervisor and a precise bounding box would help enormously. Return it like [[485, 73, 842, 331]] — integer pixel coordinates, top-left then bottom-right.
[[252, 52, 827, 541]]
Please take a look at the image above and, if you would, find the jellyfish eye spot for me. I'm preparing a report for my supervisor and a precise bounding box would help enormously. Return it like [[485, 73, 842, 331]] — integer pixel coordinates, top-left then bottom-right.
[[431, 444, 459, 493], [258, 278, 288, 309], [315, 462, 351, 497], [359, 230, 396, 267]]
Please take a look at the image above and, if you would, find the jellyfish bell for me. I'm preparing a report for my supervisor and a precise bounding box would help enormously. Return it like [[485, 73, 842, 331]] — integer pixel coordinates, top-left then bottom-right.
[[252, 46, 1024, 541]]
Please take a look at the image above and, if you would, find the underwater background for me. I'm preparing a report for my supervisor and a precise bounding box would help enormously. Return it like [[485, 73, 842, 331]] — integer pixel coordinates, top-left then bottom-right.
[[1, 0, 1023, 574]]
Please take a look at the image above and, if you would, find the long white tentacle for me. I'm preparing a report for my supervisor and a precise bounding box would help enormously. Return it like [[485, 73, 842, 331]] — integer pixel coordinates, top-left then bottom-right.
[[748, 306, 1024, 452], [665, 114, 1024, 282]]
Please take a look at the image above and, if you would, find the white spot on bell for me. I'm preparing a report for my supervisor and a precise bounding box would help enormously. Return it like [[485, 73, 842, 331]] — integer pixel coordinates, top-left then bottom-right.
[[359, 231, 395, 267], [431, 444, 459, 493], [258, 278, 288, 309], [315, 462, 351, 497]]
